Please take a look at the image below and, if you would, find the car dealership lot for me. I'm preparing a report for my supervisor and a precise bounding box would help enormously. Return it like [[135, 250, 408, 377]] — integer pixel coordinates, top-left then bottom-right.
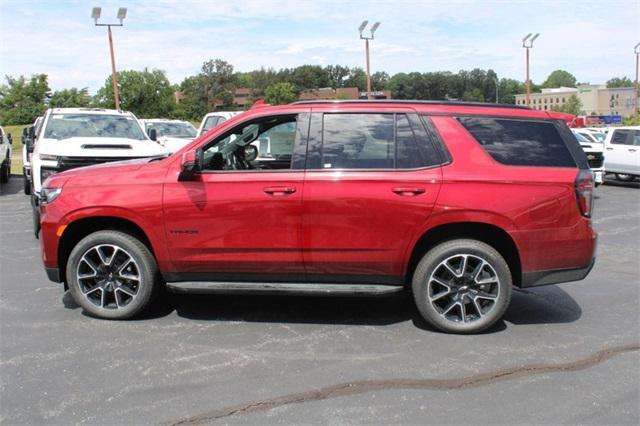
[[1, 177, 638, 424]]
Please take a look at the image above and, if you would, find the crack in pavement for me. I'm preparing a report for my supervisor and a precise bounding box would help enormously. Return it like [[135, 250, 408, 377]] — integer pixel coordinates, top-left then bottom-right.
[[163, 342, 639, 425]]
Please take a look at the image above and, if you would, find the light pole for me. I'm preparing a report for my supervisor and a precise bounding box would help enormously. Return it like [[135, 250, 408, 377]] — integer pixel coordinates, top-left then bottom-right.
[[522, 33, 540, 107], [92, 6, 127, 111], [359, 21, 380, 100], [494, 77, 499, 104], [634, 42, 640, 122]]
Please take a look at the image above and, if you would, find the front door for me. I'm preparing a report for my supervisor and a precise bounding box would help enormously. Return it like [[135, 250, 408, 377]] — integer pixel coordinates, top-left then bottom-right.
[[163, 112, 309, 281], [606, 128, 640, 175], [301, 111, 443, 284]]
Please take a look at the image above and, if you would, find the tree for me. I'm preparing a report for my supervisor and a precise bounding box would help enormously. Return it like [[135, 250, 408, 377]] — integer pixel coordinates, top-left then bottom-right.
[[462, 88, 484, 102], [542, 70, 577, 88], [0, 74, 50, 125], [606, 77, 634, 88], [200, 59, 236, 108], [497, 78, 526, 104], [49, 87, 91, 108], [94, 68, 176, 118], [264, 82, 298, 105], [551, 94, 582, 115]]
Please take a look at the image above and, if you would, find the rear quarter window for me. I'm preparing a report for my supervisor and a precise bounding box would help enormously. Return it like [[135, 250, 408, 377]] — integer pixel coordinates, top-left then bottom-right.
[[458, 117, 576, 167]]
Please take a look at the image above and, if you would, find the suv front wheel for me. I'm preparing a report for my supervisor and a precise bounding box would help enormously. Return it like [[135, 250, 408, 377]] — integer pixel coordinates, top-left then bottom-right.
[[412, 239, 512, 334], [66, 231, 160, 319]]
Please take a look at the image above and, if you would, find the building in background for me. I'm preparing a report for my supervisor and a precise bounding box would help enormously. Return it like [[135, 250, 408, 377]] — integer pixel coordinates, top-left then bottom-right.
[[515, 84, 638, 116]]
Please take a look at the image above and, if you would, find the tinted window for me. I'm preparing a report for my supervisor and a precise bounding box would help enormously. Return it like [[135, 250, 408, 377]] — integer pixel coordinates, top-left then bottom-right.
[[632, 130, 640, 146], [396, 114, 424, 168], [458, 117, 575, 167], [322, 114, 394, 169], [611, 129, 630, 145]]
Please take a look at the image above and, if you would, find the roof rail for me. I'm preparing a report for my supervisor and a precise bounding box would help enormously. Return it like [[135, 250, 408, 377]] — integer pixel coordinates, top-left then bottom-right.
[[290, 99, 531, 110]]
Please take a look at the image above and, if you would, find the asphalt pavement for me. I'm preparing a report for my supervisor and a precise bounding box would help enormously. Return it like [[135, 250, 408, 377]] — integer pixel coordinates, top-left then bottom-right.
[[1, 176, 639, 424]]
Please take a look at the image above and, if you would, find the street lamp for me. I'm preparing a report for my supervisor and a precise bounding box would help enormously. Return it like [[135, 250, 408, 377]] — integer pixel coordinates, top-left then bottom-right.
[[522, 33, 540, 107], [359, 20, 381, 100], [92, 6, 128, 111], [634, 42, 640, 122], [494, 77, 499, 104]]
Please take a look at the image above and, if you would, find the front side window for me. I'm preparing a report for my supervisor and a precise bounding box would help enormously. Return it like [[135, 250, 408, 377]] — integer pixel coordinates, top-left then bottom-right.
[[201, 115, 298, 171], [611, 129, 630, 145], [43, 114, 146, 140], [458, 117, 576, 167]]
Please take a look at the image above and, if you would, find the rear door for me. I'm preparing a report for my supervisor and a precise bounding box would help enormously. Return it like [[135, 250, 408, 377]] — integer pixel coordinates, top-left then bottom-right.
[[301, 110, 443, 284], [605, 129, 640, 174]]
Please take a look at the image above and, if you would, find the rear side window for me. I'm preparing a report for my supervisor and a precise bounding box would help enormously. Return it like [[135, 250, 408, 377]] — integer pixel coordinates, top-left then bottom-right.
[[610, 129, 630, 145], [315, 113, 439, 170], [458, 117, 576, 167]]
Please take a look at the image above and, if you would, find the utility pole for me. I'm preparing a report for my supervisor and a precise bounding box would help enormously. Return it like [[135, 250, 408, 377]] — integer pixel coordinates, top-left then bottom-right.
[[635, 42, 640, 123], [522, 33, 540, 107], [92, 7, 127, 111], [359, 21, 380, 100]]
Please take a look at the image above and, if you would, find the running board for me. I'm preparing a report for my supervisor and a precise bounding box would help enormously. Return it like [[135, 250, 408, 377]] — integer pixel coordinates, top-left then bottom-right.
[[166, 282, 404, 297]]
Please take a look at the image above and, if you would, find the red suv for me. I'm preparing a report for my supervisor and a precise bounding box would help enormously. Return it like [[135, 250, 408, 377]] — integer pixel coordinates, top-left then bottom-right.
[[39, 101, 596, 333]]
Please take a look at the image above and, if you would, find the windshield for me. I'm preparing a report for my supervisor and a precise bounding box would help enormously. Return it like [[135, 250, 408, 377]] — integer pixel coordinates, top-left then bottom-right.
[[43, 114, 146, 140], [588, 132, 605, 142], [573, 132, 589, 143], [146, 121, 196, 138]]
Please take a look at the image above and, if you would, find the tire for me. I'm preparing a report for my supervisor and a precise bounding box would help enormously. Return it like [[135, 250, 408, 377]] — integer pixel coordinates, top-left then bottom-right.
[[31, 200, 40, 239], [23, 173, 31, 195], [615, 173, 635, 182], [66, 230, 160, 320], [0, 161, 8, 183], [412, 239, 512, 334]]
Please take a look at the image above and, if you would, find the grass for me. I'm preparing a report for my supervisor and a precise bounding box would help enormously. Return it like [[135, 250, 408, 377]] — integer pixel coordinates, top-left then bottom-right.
[[3, 124, 28, 175]]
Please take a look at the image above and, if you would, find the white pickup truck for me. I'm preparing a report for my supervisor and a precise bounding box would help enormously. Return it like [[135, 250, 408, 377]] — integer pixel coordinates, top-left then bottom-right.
[[0, 126, 13, 184], [197, 111, 243, 137], [603, 126, 640, 182], [30, 108, 169, 236], [139, 119, 197, 154], [572, 129, 605, 186]]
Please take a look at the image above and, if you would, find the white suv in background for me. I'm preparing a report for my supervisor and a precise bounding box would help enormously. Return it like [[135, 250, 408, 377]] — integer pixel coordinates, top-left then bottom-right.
[[572, 129, 605, 186], [604, 126, 640, 182], [0, 126, 13, 184], [197, 111, 243, 137], [140, 119, 197, 154], [31, 108, 169, 236]]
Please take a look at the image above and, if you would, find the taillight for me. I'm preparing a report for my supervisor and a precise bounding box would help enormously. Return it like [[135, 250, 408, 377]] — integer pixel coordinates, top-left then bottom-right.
[[575, 169, 594, 217]]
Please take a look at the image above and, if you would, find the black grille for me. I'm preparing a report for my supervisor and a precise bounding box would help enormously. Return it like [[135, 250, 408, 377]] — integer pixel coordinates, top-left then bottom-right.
[[586, 152, 604, 169], [58, 156, 140, 171]]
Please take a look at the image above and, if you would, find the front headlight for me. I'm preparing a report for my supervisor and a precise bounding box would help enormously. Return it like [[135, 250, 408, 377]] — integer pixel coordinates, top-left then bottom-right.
[[40, 187, 62, 204]]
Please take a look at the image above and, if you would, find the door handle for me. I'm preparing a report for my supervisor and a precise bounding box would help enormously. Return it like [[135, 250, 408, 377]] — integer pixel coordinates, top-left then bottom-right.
[[606, 147, 614, 150], [392, 187, 426, 196], [629, 149, 637, 152], [263, 186, 296, 196]]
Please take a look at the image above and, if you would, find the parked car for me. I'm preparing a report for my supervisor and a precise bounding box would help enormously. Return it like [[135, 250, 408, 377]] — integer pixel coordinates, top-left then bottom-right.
[[22, 116, 44, 195], [39, 100, 596, 334], [139, 119, 198, 154], [0, 126, 13, 183], [197, 111, 243, 137], [572, 130, 605, 186], [603, 126, 640, 182], [574, 128, 604, 143], [31, 108, 169, 237]]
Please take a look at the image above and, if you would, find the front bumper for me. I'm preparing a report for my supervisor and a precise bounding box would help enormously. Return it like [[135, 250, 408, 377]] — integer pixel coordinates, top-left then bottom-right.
[[520, 257, 596, 288]]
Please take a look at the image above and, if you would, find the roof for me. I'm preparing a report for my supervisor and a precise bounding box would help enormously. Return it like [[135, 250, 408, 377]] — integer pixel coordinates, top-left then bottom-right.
[[49, 108, 134, 115], [290, 99, 531, 110], [139, 119, 192, 123]]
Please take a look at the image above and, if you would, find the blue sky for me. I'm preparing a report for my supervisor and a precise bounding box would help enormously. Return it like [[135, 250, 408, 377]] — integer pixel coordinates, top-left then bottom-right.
[[1, 0, 639, 93]]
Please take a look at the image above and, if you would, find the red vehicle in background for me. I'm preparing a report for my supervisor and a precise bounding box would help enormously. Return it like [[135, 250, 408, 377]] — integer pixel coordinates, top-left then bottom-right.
[[38, 100, 596, 333]]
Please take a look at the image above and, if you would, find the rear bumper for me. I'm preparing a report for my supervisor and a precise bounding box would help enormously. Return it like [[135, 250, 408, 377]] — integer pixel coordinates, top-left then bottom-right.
[[520, 257, 596, 288]]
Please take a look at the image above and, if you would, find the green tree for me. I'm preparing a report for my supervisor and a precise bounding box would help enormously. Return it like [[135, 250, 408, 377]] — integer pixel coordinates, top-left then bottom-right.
[[264, 82, 298, 105], [606, 77, 634, 88], [94, 68, 176, 118], [200, 59, 236, 107], [462, 88, 485, 102], [551, 94, 583, 115], [0, 74, 50, 125], [542, 70, 577, 88], [49, 87, 91, 108]]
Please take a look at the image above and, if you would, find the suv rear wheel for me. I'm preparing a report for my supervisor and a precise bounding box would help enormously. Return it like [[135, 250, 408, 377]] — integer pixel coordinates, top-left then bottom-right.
[[412, 239, 512, 334], [0, 159, 9, 183], [66, 231, 160, 319]]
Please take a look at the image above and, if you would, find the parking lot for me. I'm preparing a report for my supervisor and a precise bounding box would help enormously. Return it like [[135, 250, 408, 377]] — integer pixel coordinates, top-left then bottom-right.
[[0, 176, 638, 424]]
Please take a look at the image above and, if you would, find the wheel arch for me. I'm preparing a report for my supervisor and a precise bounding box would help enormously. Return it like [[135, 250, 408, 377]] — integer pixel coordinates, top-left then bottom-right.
[[405, 221, 522, 288], [58, 216, 156, 288]]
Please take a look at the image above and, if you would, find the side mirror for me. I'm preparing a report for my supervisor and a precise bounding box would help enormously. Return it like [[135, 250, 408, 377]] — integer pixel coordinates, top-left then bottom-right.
[[148, 128, 157, 141], [178, 150, 201, 181], [7, 134, 12, 145]]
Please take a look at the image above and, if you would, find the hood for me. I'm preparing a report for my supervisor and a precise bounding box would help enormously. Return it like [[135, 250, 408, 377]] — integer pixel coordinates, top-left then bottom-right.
[[157, 136, 195, 154], [51, 157, 162, 179], [38, 137, 169, 157]]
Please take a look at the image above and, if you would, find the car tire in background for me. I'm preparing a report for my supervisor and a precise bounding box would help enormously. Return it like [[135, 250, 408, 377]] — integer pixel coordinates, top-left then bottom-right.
[[23, 175, 31, 194], [412, 239, 512, 334], [0, 160, 9, 183], [66, 230, 161, 320]]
